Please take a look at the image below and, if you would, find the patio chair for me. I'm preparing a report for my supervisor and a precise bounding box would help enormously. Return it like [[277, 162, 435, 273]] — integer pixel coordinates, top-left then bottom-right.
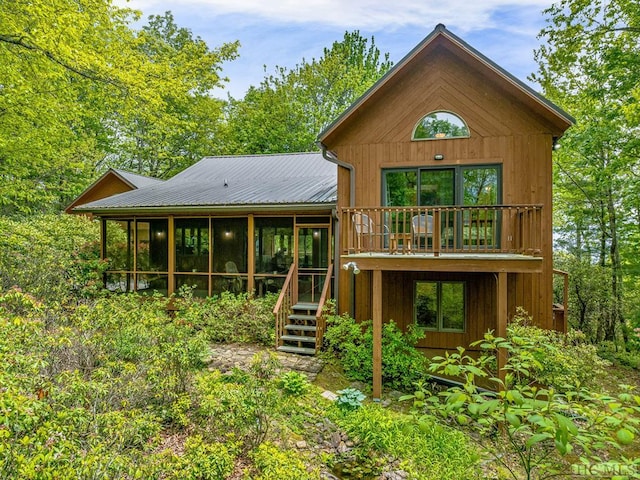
[[352, 212, 389, 252], [411, 214, 433, 249]]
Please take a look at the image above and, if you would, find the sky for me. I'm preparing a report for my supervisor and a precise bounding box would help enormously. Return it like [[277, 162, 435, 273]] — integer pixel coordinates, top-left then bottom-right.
[[117, 0, 556, 99]]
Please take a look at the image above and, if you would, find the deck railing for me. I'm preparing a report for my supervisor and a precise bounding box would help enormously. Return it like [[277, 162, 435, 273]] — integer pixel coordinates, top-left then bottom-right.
[[273, 262, 296, 349], [341, 205, 543, 256]]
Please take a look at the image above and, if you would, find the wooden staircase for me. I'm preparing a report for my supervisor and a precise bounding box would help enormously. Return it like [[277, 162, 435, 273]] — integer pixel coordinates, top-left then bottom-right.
[[277, 302, 318, 355], [273, 263, 332, 356]]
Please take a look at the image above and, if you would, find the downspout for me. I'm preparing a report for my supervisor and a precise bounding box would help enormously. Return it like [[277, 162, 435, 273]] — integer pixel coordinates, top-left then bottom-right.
[[318, 142, 355, 208], [319, 142, 356, 315]]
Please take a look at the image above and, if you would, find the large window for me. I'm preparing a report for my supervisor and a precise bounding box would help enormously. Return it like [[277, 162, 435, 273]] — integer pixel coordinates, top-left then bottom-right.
[[415, 281, 465, 332], [383, 165, 501, 248], [383, 165, 500, 207], [103, 218, 168, 295]]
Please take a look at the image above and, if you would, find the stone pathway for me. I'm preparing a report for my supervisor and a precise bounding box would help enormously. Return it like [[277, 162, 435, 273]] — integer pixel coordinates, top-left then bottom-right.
[[205, 343, 324, 381]]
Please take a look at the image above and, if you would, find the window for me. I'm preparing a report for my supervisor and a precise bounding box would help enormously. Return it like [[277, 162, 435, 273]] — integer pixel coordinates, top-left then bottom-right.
[[383, 166, 500, 208], [103, 218, 168, 295], [383, 165, 501, 248], [415, 281, 465, 332], [412, 111, 469, 140]]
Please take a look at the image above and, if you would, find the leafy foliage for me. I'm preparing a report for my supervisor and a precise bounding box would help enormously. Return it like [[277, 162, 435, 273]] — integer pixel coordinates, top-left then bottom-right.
[[224, 31, 392, 154], [0, 2, 237, 214], [406, 329, 640, 480], [535, 0, 640, 344], [335, 388, 366, 411], [251, 442, 319, 480], [0, 214, 105, 302], [331, 404, 480, 479], [173, 291, 277, 346], [322, 311, 428, 391]]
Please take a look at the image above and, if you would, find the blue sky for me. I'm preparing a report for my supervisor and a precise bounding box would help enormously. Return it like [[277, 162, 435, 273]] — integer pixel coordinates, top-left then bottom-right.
[[118, 0, 555, 99]]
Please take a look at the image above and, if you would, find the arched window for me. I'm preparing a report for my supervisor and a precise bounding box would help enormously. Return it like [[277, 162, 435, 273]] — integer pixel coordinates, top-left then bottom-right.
[[412, 111, 470, 140]]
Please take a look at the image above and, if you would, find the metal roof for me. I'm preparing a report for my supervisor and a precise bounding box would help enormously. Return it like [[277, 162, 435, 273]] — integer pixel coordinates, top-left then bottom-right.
[[74, 153, 337, 212], [112, 169, 164, 189]]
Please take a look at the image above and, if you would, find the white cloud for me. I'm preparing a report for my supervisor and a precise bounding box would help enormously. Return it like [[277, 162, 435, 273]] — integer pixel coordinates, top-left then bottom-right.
[[118, 0, 551, 33]]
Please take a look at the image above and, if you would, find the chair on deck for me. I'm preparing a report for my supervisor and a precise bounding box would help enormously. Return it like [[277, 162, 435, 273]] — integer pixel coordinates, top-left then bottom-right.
[[224, 261, 243, 293], [352, 212, 389, 252], [411, 214, 433, 249]]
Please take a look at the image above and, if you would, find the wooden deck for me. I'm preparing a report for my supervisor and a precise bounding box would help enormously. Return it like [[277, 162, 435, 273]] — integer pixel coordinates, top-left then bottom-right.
[[341, 205, 543, 258], [342, 251, 542, 273]]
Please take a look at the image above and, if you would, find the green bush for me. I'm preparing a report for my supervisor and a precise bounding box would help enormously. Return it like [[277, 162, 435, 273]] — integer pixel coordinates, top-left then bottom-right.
[[336, 388, 366, 411], [251, 442, 319, 480], [278, 371, 310, 396], [332, 404, 480, 479], [507, 308, 609, 391], [419, 330, 640, 480], [0, 214, 105, 303], [174, 291, 277, 346], [323, 312, 427, 390], [171, 435, 237, 480], [598, 340, 640, 370]]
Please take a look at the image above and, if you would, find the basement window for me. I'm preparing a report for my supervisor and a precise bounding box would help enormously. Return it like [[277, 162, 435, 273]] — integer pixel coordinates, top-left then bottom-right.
[[412, 111, 470, 140], [415, 281, 465, 332]]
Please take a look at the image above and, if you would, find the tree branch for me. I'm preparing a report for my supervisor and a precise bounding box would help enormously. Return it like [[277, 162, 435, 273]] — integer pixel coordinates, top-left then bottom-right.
[[0, 33, 124, 88]]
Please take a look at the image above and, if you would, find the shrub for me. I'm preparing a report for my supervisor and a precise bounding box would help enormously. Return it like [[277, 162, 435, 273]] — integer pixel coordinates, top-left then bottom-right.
[[251, 442, 318, 480], [506, 308, 609, 391], [336, 388, 366, 411], [174, 291, 276, 346], [0, 214, 105, 303], [323, 312, 427, 390], [278, 371, 310, 396], [598, 341, 640, 370], [332, 404, 480, 479], [417, 330, 640, 480], [169, 435, 237, 480], [196, 354, 283, 451]]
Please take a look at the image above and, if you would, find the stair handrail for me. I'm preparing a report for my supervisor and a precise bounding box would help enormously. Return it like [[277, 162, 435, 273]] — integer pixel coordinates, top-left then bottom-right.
[[314, 263, 333, 351], [273, 262, 297, 349]]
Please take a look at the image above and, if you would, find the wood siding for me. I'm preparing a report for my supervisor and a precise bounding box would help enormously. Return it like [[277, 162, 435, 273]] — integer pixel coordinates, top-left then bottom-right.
[[329, 40, 558, 333]]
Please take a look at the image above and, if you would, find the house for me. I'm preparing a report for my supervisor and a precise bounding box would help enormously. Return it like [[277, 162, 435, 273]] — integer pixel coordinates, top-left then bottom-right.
[[65, 168, 165, 218], [70, 25, 573, 398]]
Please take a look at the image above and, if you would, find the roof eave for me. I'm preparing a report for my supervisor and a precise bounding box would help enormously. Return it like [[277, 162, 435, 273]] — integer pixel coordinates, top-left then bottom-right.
[[318, 24, 574, 143], [73, 202, 337, 216]]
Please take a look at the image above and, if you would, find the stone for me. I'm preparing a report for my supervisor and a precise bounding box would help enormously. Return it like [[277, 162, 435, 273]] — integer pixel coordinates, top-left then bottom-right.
[[295, 440, 307, 449], [321, 390, 338, 401]]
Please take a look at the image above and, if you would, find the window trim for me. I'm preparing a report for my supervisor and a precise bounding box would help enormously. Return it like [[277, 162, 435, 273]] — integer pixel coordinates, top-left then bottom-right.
[[382, 164, 502, 207], [414, 280, 466, 333], [412, 110, 470, 141]]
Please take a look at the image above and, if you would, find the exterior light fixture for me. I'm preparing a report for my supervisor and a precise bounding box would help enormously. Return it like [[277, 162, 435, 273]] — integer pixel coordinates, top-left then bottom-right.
[[434, 154, 445, 161], [342, 261, 360, 275]]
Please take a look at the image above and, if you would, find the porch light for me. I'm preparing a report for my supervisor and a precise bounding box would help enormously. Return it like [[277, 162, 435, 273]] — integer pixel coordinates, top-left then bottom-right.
[[434, 154, 444, 160], [343, 261, 360, 275]]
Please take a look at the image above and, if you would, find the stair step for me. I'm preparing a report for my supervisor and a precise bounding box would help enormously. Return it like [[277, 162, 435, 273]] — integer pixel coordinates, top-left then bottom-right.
[[288, 314, 317, 322], [277, 345, 316, 355], [280, 334, 316, 343], [292, 302, 319, 312], [284, 324, 316, 332]]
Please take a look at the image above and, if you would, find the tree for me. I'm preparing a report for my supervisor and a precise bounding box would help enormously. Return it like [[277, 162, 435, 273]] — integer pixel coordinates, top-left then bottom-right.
[[533, 0, 640, 342], [0, 1, 238, 214], [224, 31, 392, 154], [103, 12, 239, 178]]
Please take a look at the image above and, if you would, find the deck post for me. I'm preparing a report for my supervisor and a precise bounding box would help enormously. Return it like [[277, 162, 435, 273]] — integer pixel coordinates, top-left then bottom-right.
[[372, 269, 382, 400], [497, 271, 508, 386]]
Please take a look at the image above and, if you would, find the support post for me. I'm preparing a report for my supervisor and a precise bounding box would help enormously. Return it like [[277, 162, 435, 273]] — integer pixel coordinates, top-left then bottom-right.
[[372, 269, 382, 399], [497, 271, 508, 386]]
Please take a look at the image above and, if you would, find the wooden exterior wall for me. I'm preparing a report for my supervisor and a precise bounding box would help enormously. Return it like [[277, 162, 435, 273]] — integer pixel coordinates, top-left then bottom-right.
[[65, 173, 136, 217], [327, 39, 559, 331]]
